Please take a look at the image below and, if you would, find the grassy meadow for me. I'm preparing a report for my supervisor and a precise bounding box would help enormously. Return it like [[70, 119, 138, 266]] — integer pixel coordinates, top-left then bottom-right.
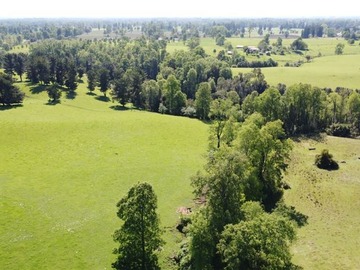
[[0, 82, 209, 269], [285, 135, 360, 269]]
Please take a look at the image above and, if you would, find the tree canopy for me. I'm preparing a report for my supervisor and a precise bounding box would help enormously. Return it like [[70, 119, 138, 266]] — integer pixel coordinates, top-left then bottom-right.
[[112, 182, 164, 270]]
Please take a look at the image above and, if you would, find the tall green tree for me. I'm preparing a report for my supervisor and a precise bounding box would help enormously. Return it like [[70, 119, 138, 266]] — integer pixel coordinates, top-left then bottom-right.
[[236, 114, 292, 211], [0, 72, 25, 106], [164, 75, 186, 115], [218, 202, 297, 270], [190, 147, 246, 269], [184, 68, 197, 99], [14, 53, 27, 81], [347, 91, 360, 130], [65, 61, 78, 91], [86, 69, 97, 93], [112, 182, 163, 270], [209, 98, 235, 148], [112, 76, 129, 107], [255, 87, 282, 122], [195, 82, 212, 120], [99, 68, 110, 97], [141, 80, 161, 112]]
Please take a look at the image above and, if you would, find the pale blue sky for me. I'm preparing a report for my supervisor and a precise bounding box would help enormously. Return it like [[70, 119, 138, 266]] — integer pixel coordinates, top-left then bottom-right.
[[0, 0, 358, 18]]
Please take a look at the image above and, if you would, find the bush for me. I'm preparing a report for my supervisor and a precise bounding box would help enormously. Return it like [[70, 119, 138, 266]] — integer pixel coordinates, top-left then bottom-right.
[[315, 149, 339, 170]]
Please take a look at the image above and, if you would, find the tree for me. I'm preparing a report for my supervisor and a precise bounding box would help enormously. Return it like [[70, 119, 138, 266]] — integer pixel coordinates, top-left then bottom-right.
[[195, 82, 212, 119], [86, 69, 97, 93], [236, 114, 292, 211], [141, 80, 161, 112], [0, 72, 25, 106], [209, 98, 234, 148], [291, 37, 308, 51], [99, 68, 110, 97], [3, 53, 15, 76], [218, 202, 297, 270], [65, 61, 78, 92], [164, 75, 186, 115], [255, 87, 282, 122], [347, 91, 360, 130], [47, 83, 62, 103], [14, 53, 27, 81], [112, 182, 164, 270], [190, 147, 246, 269], [184, 68, 197, 99], [335, 43, 345, 55]]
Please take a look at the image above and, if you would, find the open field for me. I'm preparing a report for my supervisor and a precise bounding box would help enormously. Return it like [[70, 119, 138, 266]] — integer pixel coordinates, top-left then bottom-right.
[[0, 82, 209, 269], [285, 135, 360, 269], [234, 54, 360, 89]]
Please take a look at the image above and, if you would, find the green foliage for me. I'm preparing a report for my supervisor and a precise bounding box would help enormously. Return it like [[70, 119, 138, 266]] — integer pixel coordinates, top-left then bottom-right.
[[236, 114, 293, 210], [218, 202, 297, 270], [86, 69, 97, 93], [209, 98, 236, 148], [335, 43, 345, 55], [291, 38, 308, 51], [0, 72, 24, 105], [190, 148, 246, 269], [194, 82, 212, 119], [141, 80, 161, 112], [254, 87, 282, 122], [164, 75, 186, 115], [112, 182, 164, 270], [315, 149, 339, 170], [47, 83, 62, 103]]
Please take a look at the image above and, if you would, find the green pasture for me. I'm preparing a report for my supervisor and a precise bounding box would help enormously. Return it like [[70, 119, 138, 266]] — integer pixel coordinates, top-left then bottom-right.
[[285, 135, 360, 269], [234, 54, 360, 89], [0, 82, 209, 269]]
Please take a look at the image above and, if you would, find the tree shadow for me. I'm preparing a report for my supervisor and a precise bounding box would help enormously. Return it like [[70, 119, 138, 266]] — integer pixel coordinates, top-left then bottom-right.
[[110, 105, 129, 111], [0, 104, 23, 111], [291, 133, 326, 143], [95, 96, 110, 102], [29, 84, 47, 94], [66, 91, 77, 100], [45, 100, 61, 106], [293, 50, 304, 55], [86, 92, 97, 96]]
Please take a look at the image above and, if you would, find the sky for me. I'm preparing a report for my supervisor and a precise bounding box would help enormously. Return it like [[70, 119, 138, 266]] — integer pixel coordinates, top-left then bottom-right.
[[0, 0, 358, 19]]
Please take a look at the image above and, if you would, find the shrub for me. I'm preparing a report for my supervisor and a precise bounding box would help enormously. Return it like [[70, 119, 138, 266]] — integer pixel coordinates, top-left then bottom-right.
[[315, 149, 339, 170]]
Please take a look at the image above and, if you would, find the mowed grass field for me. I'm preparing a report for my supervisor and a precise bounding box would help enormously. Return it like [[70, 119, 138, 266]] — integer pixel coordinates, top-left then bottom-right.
[[285, 135, 360, 269], [0, 82, 209, 269]]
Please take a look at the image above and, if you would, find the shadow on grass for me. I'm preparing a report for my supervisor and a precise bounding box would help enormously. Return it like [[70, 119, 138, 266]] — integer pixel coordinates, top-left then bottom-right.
[[86, 92, 97, 96], [291, 133, 326, 143], [29, 84, 47, 94], [95, 96, 110, 102], [0, 104, 23, 111], [45, 100, 61, 106], [109, 105, 129, 111], [66, 91, 77, 100]]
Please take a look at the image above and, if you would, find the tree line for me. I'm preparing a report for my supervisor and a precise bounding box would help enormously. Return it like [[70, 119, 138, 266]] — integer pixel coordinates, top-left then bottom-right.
[[1, 37, 360, 136]]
